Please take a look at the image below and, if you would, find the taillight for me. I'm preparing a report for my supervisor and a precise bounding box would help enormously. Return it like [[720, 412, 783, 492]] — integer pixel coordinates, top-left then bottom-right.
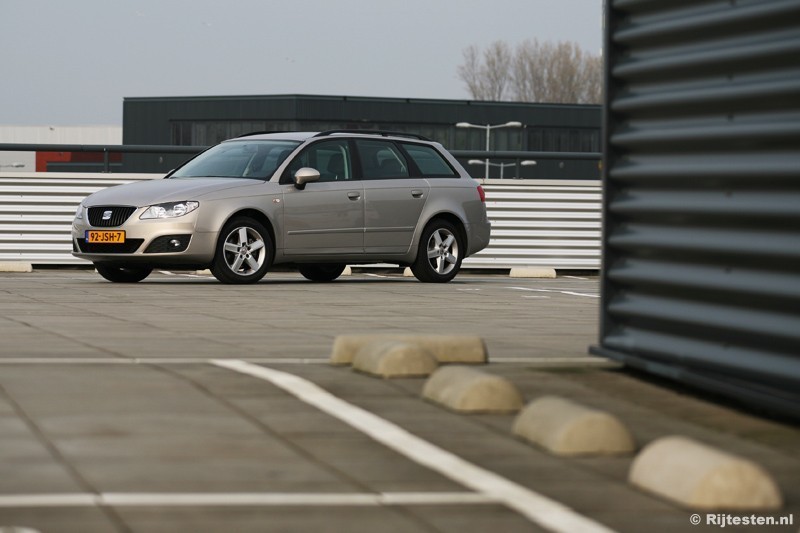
[[477, 185, 486, 202]]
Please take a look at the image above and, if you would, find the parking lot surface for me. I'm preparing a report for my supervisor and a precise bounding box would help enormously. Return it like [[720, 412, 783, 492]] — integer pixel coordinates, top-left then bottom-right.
[[0, 270, 797, 532]]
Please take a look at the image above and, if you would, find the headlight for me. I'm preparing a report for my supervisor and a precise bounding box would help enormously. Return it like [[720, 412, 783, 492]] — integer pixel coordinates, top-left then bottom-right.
[[74, 204, 84, 220], [140, 201, 199, 220]]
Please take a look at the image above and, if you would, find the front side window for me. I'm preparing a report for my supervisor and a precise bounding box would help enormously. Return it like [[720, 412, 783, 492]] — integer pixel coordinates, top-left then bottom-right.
[[401, 143, 457, 178], [170, 140, 300, 179], [281, 140, 352, 184], [355, 140, 410, 180]]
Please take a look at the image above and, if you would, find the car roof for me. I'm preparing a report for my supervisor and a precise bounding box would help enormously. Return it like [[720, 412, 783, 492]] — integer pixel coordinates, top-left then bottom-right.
[[228, 130, 434, 143]]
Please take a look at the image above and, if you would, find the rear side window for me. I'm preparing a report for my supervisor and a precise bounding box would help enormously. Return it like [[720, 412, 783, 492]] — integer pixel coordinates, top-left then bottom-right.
[[401, 143, 458, 178], [355, 140, 410, 180]]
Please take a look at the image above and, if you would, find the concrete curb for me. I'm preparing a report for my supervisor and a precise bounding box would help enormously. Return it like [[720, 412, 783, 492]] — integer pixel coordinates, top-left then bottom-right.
[[629, 435, 783, 510], [512, 396, 636, 456], [342, 266, 353, 276], [330, 335, 487, 365], [352, 340, 438, 378], [0, 262, 33, 273], [422, 366, 523, 413], [403, 267, 414, 277], [509, 267, 556, 278]]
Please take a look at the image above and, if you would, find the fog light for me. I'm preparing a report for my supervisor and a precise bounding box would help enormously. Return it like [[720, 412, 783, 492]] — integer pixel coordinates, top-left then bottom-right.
[[169, 239, 181, 248]]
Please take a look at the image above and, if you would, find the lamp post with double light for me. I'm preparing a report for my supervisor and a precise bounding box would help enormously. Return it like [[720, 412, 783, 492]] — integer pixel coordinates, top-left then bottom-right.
[[456, 121, 522, 180], [468, 159, 536, 179]]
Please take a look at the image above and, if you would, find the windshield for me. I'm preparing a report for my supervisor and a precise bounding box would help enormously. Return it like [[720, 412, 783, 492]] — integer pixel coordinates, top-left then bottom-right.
[[170, 140, 301, 179]]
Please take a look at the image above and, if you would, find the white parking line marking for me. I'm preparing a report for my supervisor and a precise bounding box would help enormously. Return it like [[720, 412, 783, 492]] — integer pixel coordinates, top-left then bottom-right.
[[0, 492, 496, 508], [0, 358, 330, 365], [491, 357, 618, 366], [0, 357, 613, 367], [506, 286, 599, 299], [212, 360, 615, 533]]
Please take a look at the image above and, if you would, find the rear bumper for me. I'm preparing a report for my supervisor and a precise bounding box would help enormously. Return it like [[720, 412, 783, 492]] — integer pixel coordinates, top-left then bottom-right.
[[465, 220, 491, 256]]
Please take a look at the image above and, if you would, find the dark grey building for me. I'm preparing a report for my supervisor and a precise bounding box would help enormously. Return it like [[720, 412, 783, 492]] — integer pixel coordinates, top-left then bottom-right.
[[122, 94, 601, 178]]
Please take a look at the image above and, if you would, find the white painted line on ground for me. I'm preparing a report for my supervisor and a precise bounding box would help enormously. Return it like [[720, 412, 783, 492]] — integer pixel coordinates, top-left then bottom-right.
[[0, 357, 613, 367], [213, 359, 616, 533], [0, 494, 98, 507], [0, 492, 497, 508], [506, 286, 599, 299], [562, 275, 589, 280], [0, 358, 330, 365], [561, 291, 600, 299], [491, 357, 617, 366]]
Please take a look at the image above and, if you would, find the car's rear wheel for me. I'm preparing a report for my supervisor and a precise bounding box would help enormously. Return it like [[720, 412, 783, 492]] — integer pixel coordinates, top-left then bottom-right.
[[298, 263, 346, 282], [410, 220, 463, 283], [211, 217, 272, 284], [94, 263, 153, 283]]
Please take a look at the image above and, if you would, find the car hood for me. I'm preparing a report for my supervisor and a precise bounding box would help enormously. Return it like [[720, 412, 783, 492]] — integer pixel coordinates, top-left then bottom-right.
[[82, 178, 263, 207]]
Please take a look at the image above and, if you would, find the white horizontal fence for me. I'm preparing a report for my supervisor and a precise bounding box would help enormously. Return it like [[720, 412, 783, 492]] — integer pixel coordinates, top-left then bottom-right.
[[0, 173, 156, 264], [0, 173, 601, 269], [468, 179, 602, 269]]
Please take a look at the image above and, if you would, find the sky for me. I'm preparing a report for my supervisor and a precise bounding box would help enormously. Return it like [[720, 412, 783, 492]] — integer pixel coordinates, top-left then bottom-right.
[[0, 0, 602, 126]]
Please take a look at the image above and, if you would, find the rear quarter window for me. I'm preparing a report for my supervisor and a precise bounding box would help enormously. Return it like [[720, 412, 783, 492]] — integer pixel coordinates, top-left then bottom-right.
[[402, 143, 458, 178]]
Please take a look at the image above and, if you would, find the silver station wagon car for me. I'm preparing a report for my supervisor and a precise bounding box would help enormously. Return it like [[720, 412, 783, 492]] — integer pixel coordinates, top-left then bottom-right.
[[72, 130, 491, 284]]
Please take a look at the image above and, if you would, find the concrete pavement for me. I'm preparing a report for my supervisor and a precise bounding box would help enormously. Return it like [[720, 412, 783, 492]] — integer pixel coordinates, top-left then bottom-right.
[[0, 270, 797, 532]]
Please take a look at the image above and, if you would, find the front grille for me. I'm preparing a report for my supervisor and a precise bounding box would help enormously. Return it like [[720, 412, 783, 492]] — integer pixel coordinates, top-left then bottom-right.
[[144, 235, 191, 254], [88, 206, 137, 227], [77, 239, 144, 254]]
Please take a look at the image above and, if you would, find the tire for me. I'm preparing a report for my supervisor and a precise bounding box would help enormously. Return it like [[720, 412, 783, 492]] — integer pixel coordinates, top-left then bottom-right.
[[210, 216, 272, 284], [298, 263, 346, 282], [95, 263, 152, 283], [410, 220, 463, 283]]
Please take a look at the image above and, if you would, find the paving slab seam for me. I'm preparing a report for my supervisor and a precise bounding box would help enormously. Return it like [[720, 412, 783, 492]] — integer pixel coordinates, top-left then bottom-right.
[[145, 362, 441, 532], [213, 359, 617, 533], [0, 381, 132, 533], [147, 362, 377, 494]]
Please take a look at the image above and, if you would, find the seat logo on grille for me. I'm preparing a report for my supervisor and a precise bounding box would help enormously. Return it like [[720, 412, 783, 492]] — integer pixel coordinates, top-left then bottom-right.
[[102, 210, 113, 221]]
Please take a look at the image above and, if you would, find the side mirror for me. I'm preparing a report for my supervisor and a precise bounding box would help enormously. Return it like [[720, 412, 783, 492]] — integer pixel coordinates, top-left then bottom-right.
[[294, 167, 321, 190]]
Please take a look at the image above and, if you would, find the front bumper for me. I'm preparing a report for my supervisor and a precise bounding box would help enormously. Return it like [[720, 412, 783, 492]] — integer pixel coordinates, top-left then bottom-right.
[[71, 207, 217, 265]]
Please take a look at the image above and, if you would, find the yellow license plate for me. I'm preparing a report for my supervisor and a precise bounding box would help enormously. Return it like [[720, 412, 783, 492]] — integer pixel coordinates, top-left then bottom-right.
[[85, 230, 126, 243]]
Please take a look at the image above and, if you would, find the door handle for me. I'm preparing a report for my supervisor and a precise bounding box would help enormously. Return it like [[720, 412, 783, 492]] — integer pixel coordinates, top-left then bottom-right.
[[411, 189, 424, 198], [347, 191, 361, 200]]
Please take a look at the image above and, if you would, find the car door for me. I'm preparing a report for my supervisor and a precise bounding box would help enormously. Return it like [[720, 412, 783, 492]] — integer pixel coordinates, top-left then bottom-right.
[[280, 139, 364, 255], [355, 139, 430, 254]]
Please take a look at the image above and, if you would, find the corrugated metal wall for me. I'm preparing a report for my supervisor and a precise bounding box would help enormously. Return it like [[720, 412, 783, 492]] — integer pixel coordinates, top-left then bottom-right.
[[594, 0, 800, 417], [0, 174, 601, 269]]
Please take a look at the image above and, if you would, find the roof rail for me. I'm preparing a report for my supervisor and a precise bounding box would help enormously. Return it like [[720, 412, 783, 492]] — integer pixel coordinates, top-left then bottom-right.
[[313, 129, 432, 141], [234, 131, 291, 138]]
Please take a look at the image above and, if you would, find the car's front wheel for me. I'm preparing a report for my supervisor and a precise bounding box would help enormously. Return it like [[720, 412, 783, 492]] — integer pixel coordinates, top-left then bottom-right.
[[94, 263, 153, 283], [211, 217, 272, 284], [298, 263, 346, 282], [410, 220, 463, 283]]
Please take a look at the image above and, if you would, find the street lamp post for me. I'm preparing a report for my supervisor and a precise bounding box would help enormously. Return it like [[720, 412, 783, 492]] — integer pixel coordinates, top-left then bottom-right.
[[468, 159, 536, 179], [456, 121, 522, 180]]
